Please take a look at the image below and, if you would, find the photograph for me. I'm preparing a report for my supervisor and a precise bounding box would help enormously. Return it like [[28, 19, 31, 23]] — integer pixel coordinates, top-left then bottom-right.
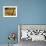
[[3, 6, 17, 17]]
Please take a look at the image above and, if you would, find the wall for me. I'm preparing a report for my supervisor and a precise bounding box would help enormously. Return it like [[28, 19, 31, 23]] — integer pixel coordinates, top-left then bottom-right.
[[0, 0, 18, 44], [0, 0, 46, 44]]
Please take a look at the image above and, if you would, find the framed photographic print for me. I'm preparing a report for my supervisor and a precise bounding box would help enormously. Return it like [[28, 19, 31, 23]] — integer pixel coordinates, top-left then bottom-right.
[[3, 6, 17, 17]]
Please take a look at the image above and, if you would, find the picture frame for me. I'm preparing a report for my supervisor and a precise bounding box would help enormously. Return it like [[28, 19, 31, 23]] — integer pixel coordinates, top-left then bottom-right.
[[3, 6, 17, 17]]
